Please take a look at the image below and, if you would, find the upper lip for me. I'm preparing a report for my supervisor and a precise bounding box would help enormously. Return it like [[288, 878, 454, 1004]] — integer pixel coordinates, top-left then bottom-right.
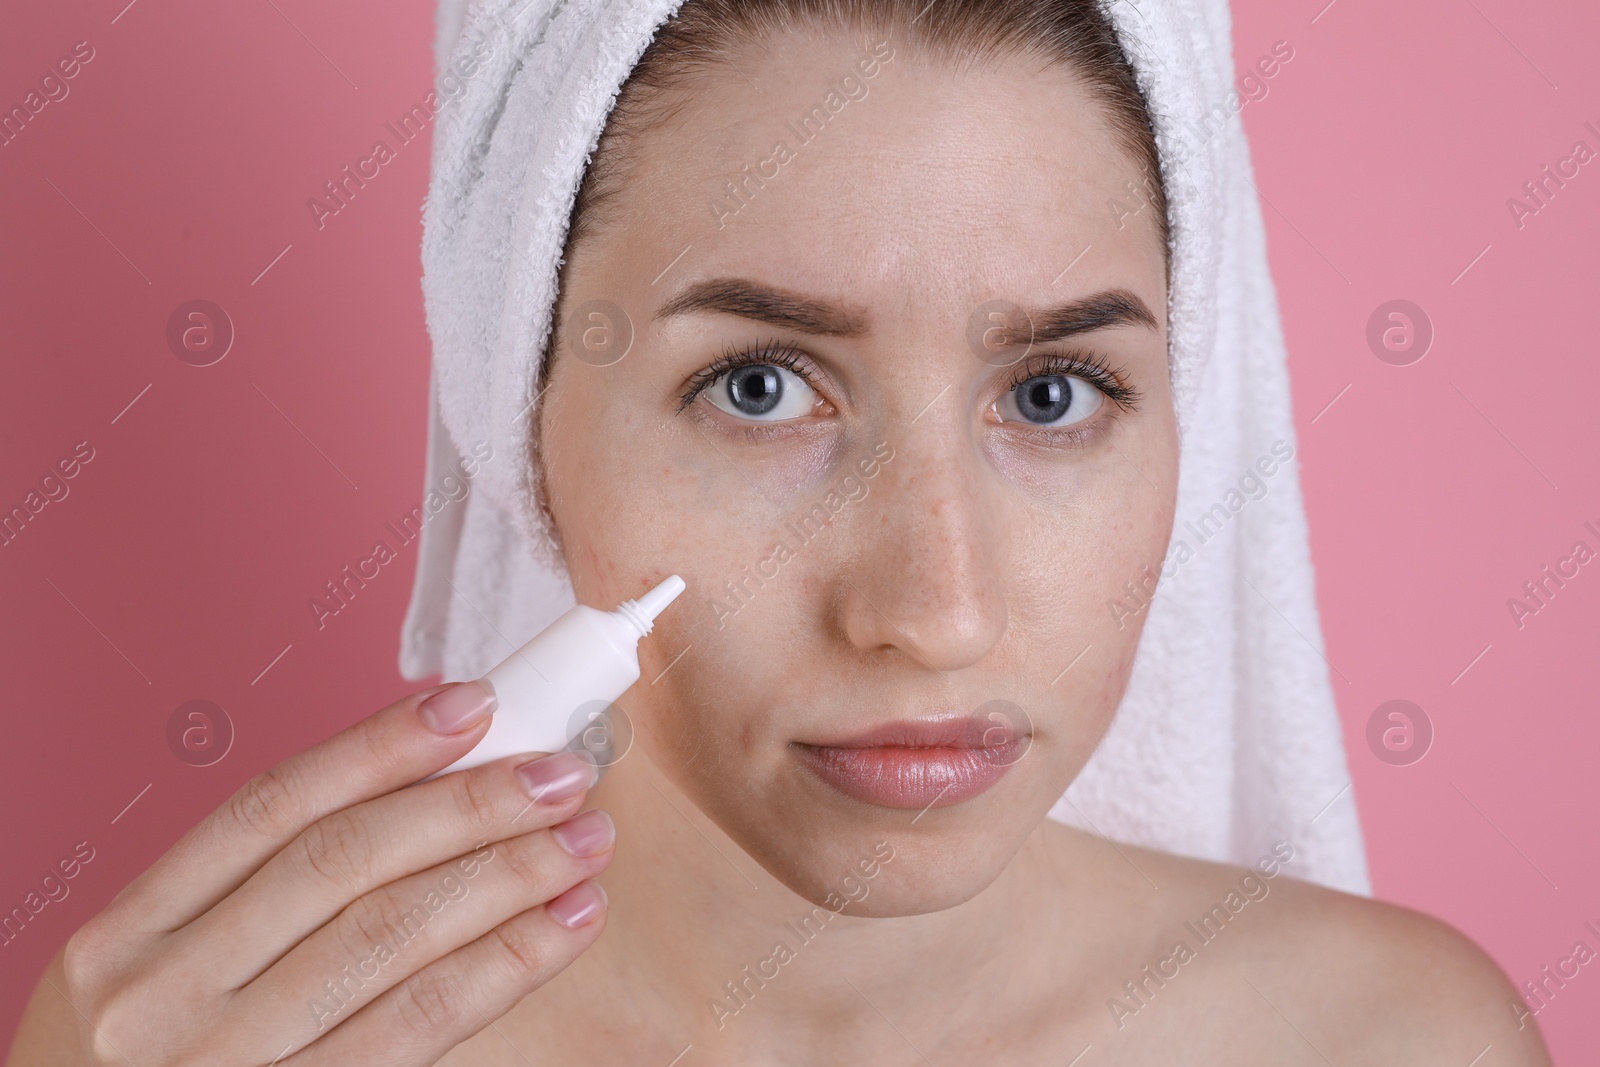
[[795, 714, 1029, 750]]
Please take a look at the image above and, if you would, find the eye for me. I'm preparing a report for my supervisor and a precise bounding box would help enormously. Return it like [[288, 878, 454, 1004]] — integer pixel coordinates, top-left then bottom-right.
[[995, 373, 1106, 427], [706, 363, 820, 421]]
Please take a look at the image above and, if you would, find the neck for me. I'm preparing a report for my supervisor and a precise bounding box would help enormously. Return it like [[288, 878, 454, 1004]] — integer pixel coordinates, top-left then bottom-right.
[[559, 748, 1101, 1057]]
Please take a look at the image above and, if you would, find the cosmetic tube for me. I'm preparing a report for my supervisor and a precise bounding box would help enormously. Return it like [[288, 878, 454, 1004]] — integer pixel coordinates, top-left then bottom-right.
[[424, 575, 686, 780]]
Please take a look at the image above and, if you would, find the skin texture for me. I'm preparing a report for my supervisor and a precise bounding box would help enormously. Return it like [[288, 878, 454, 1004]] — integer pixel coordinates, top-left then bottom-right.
[[536, 28, 1177, 920], [8, 25, 1554, 1067]]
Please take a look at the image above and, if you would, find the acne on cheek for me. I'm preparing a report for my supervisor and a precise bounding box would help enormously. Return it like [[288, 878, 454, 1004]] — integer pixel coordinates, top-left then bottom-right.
[[1082, 638, 1141, 729]]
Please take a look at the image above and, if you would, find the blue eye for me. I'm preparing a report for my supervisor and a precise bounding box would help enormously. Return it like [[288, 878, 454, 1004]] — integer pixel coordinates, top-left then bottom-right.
[[707, 363, 819, 421], [995, 374, 1105, 427]]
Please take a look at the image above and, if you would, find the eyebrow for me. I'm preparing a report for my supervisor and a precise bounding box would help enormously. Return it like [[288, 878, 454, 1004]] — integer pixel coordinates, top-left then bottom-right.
[[653, 277, 1159, 341], [655, 277, 868, 337], [1024, 288, 1160, 341]]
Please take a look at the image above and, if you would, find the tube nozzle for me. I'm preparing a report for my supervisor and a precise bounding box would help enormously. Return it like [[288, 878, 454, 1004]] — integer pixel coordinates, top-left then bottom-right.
[[615, 574, 686, 636]]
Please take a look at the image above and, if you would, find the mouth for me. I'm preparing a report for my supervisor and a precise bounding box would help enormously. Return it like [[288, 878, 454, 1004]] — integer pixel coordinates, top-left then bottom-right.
[[791, 714, 1030, 810]]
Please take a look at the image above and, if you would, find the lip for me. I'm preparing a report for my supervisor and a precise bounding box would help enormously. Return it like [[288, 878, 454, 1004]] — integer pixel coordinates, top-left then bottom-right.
[[792, 715, 1029, 810]]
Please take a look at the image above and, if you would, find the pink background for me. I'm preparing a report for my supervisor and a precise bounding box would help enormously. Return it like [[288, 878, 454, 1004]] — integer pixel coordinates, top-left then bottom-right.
[[2, 0, 1596, 1057]]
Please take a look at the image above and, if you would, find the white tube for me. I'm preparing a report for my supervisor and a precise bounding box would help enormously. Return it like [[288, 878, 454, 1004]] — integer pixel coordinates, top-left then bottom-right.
[[423, 575, 686, 780]]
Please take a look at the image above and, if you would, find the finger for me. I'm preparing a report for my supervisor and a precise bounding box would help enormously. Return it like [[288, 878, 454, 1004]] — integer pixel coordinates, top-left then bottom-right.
[[282, 881, 609, 1067], [184, 750, 599, 989], [93, 682, 494, 953], [228, 810, 614, 1055]]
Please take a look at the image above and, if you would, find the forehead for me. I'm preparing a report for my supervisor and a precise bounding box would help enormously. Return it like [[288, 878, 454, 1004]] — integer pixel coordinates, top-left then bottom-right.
[[582, 29, 1167, 319]]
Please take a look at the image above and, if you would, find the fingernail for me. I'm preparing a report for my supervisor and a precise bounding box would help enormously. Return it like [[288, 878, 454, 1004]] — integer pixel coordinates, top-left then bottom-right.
[[548, 881, 608, 928], [552, 810, 615, 857], [515, 751, 598, 803], [418, 680, 497, 734]]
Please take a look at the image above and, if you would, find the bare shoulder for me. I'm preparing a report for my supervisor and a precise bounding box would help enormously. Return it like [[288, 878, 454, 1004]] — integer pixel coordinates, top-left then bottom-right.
[[1246, 869, 1552, 1063], [1116, 839, 1555, 1065]]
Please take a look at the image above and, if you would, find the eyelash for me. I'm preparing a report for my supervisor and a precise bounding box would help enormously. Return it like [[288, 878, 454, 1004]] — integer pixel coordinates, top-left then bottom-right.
[[1005, 350, 1143, 412], [676, 337, 818, 414], [674, 340, 1142, 418]]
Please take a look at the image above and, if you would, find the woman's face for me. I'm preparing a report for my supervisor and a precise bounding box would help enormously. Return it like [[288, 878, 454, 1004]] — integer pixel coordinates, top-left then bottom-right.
[[538, 28, 1177, 916]]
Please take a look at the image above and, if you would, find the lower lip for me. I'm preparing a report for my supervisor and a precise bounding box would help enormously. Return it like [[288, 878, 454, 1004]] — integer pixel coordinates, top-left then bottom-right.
[[793, 740, 1026, 809]]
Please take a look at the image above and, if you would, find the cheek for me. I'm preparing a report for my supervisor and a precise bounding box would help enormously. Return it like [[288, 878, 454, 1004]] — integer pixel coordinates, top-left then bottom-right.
[[557, 434, 794, 600], [999, 433, 1177, 748], [541, 391, 821, 733], [548, 363, 851, 610], [1003, 449, 1175, 621], [1015, 492, 1163, 659]]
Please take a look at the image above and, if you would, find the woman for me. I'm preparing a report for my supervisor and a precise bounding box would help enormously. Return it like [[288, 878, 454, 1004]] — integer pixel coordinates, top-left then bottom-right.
[[8, 0, 1553, 1062]]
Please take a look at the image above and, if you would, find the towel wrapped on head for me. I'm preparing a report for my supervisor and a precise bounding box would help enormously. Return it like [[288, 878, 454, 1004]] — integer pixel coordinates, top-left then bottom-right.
[[401, 0, 1371, 896]]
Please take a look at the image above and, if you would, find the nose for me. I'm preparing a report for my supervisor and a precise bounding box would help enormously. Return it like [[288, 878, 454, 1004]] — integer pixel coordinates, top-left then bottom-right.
[[838, 437, 1008, 673]]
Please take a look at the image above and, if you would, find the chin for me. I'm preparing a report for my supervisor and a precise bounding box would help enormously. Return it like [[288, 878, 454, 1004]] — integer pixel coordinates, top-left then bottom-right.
[[673, 732, 1051, 917], [780, 827, 1032, 918]]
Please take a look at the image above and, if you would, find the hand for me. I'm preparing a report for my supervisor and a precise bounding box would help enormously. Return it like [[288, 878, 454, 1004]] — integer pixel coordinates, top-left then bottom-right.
[[52, 682, 613, 1065]]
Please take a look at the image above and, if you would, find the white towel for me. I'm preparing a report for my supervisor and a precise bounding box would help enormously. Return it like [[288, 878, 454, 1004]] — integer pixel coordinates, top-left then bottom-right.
[[402, 0, 1371, 896]]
